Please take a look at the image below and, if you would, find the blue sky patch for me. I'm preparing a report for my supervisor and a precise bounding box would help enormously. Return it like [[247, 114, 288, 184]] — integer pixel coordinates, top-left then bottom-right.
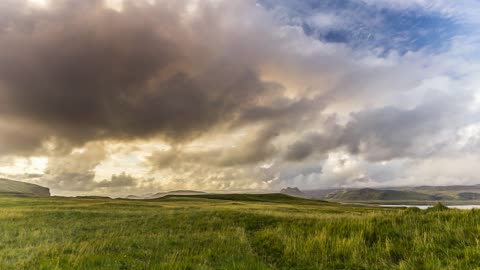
[[258, 0, 464, 54]]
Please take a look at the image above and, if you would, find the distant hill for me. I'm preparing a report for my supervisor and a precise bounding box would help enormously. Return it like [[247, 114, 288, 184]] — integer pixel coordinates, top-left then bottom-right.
[[388, 185, 480, 201], [304, 184, 480, 202], [408, 185, 480, 192], [124, 190, 206, 200], [325, 188, 438, 201], [146, 190, 206, 199], [159, 193, 331, 204], [0, 178, 50, 197], [457, 192, 480, 200], [125, 195, 144, 200], [280, 187, 308, 198], [76, 196, 112, 200]]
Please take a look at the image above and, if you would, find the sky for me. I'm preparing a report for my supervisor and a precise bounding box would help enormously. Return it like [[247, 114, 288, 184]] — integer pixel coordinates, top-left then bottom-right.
[[0, 0, 479, 196]]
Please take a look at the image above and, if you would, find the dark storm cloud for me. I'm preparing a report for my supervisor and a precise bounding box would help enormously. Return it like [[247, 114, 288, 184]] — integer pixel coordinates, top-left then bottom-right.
[[0, 120, 46, 155], [147, 95, 327, 170], [0, 0, 279, 155], [284, 137, 316, 161]]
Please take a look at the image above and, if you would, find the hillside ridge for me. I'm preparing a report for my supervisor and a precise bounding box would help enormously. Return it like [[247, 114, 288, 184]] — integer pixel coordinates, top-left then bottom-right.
[[0, 178, 50, 197]]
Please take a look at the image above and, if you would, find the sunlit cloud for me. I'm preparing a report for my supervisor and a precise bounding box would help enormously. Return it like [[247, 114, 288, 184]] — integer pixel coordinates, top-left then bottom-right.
[[27, 0, 49, 8]]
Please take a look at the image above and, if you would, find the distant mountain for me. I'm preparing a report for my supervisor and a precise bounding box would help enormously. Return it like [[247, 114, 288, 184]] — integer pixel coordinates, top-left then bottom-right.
[[304, 188, 353, 199], [0, 178, 50, 197], [280, 187, 308, 198], [325, 188, 444, 201]]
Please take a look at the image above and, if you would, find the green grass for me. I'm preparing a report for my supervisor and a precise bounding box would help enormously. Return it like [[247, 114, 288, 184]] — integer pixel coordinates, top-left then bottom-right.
[[0, 195, 480, 269]]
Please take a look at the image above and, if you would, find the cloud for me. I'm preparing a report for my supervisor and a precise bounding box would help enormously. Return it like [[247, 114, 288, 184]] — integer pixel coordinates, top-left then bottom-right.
[[0, 0, 479, 194], [39, 143, 107, 191], [285, 91, 477, 162], [0, 0, 284, 155], [33, 143, 141, 193], [0, 119, 47, 155], [147, 123, 280, 170], [95, 172, 137, 188]]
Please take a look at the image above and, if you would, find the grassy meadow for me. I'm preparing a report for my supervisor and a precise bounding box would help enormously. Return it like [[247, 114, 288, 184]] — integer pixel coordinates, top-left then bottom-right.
[[0, 194, 480, 269]]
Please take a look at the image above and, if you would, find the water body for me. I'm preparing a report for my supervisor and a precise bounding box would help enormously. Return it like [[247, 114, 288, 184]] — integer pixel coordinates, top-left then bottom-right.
[[380, 205, 480, 210]]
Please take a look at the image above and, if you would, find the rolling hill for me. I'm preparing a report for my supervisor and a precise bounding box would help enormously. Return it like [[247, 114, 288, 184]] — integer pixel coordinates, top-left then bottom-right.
[[324, 188, 451, 201], [305, 184, 480, 202], [148, 190, 205, 199], [124, 190, 206, 199], [0, 178, 50, 197], [158, 193, 332, 205]]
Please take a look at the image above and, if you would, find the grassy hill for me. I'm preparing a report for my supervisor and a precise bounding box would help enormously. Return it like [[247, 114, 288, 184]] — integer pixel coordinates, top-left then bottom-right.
[[146, 190, 205, 199], [306, 185, 480, 203], [0, 195, 479, 269], [0, 178, 50, 197], [159, 193, 330, 205], [125, 190, 206, 199], [325, 188, 435, 201]]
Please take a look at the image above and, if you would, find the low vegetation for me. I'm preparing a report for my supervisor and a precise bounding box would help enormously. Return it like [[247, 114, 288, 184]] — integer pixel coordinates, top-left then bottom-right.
[[0, 195, 479, 269]]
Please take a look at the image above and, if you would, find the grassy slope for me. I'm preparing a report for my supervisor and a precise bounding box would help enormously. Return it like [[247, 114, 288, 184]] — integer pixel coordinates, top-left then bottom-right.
[[0, 195, 480, 269], [158, 193, 326, 204], [0, 178, 50, 197]]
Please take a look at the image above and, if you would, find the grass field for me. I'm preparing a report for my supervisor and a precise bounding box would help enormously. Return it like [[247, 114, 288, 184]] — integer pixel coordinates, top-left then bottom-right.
[[1, 194, 480, 269]]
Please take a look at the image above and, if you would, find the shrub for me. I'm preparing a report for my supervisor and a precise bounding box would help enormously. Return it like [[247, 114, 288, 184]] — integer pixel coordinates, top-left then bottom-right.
[[428, 202, 449, 211]]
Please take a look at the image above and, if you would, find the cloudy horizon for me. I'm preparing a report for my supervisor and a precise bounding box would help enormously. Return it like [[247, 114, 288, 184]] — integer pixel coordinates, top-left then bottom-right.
[[0, 0, 479, 196]]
